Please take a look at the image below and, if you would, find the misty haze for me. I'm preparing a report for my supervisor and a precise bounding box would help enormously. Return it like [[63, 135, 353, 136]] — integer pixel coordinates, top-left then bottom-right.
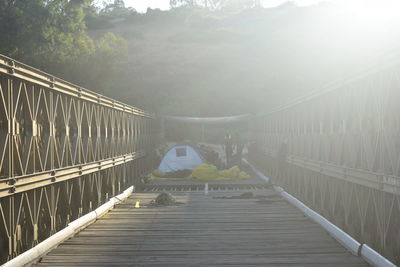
[[0, 0, 399, 266]]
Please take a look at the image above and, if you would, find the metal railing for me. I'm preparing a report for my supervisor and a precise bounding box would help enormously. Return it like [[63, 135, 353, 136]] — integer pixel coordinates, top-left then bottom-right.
[[0, 55, 160, 263], [249, 62, 400, 264]]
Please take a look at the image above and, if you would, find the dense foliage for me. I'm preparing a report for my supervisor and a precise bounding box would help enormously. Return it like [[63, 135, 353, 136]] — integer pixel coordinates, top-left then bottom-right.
[[0, 0, 126, 91]]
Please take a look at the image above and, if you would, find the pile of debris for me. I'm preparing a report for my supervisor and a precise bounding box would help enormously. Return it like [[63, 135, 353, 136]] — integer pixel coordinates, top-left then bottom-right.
[[149, 192, 180, 206]]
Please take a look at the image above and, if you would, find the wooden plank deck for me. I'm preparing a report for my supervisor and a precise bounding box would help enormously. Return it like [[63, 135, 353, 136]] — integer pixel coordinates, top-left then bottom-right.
[[34, 187, 368, 266]]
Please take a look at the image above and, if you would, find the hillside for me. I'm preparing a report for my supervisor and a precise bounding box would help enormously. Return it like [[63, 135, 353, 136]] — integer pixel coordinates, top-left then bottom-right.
[[81, 4, 400, 116]]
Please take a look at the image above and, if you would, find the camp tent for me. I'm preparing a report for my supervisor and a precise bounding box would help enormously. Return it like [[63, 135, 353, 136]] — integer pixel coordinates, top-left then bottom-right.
[[158, 145, 204, 172]]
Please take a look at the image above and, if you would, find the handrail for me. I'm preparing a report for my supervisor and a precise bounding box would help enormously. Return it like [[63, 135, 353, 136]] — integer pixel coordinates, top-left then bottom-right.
[[0, 54, 153, 118]]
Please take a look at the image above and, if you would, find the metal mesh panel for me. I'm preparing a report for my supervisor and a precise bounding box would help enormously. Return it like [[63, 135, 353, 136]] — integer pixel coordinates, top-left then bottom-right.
[[0, 54, 161, 263]]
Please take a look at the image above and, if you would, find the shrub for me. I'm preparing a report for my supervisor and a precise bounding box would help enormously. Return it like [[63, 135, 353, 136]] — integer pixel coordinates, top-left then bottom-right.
[[191, 164, 219, 180], [190, 164, 251, 181]]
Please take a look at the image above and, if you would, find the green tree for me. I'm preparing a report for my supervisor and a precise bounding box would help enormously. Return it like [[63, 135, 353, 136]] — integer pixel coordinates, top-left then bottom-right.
[[0, 0, 95, 71], [103, 0, 125, 12], [0, 0, 50, 60], [43, 0, 95, 67], [86, 32, 127, 92]]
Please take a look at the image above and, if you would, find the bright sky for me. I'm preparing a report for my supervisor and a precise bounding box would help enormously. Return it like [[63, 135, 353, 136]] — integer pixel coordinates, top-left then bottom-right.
[[123, 0, 326, 13], [115, 0, 400, 14], [124, 0, 170, 12]]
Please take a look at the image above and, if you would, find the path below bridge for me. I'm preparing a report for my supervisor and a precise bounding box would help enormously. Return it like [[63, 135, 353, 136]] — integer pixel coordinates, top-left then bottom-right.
[[34, 179, 368, 266]]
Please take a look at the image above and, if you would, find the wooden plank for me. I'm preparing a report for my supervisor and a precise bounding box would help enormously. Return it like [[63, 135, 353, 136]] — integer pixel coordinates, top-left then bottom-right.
[[34, 186, 368, 266]]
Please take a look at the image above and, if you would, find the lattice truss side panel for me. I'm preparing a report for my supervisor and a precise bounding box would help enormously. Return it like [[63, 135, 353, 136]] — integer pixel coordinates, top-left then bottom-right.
[[0, 74, 157, 178], [0, 160, 148, 263], [0, 55, 161, 264], [253, 68, 400, 178], [249, 65, 400, 264]]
